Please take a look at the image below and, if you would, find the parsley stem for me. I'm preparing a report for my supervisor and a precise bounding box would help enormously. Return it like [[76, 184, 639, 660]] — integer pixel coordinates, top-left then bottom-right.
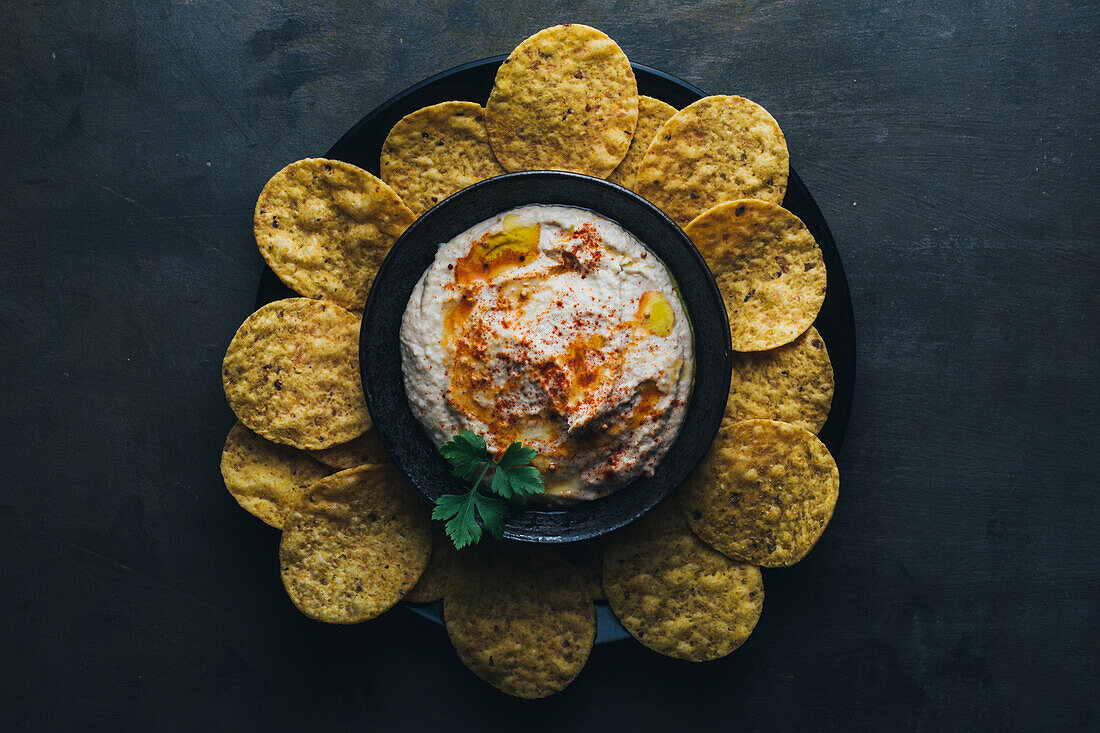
[[470, 459, 493, 493]]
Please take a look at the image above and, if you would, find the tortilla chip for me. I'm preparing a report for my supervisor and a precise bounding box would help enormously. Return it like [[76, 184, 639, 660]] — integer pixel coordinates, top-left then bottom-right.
[[635, 95, 788, 227], [727, 326, 834, 432], [444, 545, 594, 698], [685, 199, 825, 351], [403, 526, 454, 604], [607, 95, 676, 190], [603, 497, 764, 661], [220, 421, 331, 528], [485, 24, 638, 177], [380, 102, 506, 216], [307, 427, 388, 470], [222, 298, 369, 450], [254, 158, 415, 309], [682, 419, 839, 567], [279, 464, 431, 623]]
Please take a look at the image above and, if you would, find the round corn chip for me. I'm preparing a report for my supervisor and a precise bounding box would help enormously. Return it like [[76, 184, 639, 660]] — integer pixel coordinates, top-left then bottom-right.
[[562, 538, 607, 601], [220, 421, 331, 528], [279, 464, 431, 624], [607, 95, 677, 190], [685, 199, 826, 351], [254, 158, 415, 309], [380, 102, 506, 216], [307, 427, 388, 470], [222, 298, 369, 450], [727, 326, 834, 432], [444, 545, 594, 698], [603, 497, 764, 661], [404, 526, 454, 604], [682, 419, 839, 567], [485, 24, 638, 177], [635, 95, 789, 227]]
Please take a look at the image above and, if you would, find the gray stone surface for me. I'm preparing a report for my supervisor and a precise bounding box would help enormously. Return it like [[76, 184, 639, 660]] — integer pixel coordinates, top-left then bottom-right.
[[1, 1, 1096, 729]]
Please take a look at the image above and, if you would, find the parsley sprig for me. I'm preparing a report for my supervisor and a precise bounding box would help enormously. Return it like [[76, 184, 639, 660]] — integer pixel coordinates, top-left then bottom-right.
[[431, 431, 545, 549]]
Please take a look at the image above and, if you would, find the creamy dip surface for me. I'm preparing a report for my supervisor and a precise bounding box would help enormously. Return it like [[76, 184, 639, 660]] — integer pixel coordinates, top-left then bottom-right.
[[400, 205, 695, 501]]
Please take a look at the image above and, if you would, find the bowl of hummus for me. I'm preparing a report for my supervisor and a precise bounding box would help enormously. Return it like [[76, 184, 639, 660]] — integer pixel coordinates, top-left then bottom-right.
[[362, 171, 731, 541]]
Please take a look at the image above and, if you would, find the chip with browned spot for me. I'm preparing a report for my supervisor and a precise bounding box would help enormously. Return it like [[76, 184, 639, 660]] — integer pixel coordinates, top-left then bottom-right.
[[685, 199, 825, 351], [222, 298, 368, 450], [607, 95, 677, 190], [279, 464, 431, 623], [682, 419, 839, 567], [444, 545, 594, 698], [220, 421, 331, 528], [308, 427, 389, 470], [254, 158, 415, 309], [485, 24, 638, 177], [603, 497, 764, 661]]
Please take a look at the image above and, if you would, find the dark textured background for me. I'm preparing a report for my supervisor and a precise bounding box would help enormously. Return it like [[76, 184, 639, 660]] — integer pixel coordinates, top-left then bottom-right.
[[2, 1, 1097, 730]]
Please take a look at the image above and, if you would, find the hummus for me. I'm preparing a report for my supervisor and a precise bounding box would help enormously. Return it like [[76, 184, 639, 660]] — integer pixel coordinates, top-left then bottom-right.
[[400, 205, 694, 501]]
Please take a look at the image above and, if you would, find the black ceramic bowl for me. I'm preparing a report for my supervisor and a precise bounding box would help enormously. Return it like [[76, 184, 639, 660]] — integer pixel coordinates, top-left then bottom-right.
[[359, 171, 732, 542]]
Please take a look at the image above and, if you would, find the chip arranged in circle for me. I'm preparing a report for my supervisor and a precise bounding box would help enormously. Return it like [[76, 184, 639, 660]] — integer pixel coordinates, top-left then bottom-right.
[[307, 427, 389, 470], [254, 158, 415, 309], [607, 95, 677, 190], [381, 101, 506, 216], [682, 419, 839, 567], [635, 95, 789, 227], [727, 326, 834, 432], [220, 421, 331, 528], [685, 199, 826, 351], [279, 464, 431, 623], [403, 526, 454, 604], [444, 545, 595, 698], [485, 24, 638, 177], [561, 537, 608, 601], [222, 298, 369, 450], [603, 497, 764, 661]]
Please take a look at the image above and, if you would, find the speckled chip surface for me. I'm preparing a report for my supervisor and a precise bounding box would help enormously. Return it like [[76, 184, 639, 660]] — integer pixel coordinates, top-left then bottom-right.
[[635, 95, 788, 227], [485, 24, 638, 177], [562, 538, 608, 601], [603, 497, 764, 661], [254, 158, 415, 309], [222, 298, 369, 450], [307, 427, 389, 470], [727, 326, 834, 432], [403, 526, 454, 604], [685, 199, 826, 351], [682, 419, 839, 567], [380, 102, 506, 216], [607, 95, 677, 190], [444, 545, 594, 698], [279, 464, 431, 624], [220, 421, 331, 528]]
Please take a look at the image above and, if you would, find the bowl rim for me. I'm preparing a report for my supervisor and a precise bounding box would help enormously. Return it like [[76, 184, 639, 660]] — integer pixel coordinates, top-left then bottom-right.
[[360, 169, 732, 543]]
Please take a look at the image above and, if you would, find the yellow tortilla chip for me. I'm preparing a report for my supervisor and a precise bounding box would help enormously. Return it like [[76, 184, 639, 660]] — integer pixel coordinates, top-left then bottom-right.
[[222, 298, 369, 450], [220, 421, 331, 528], [727, 326, 834, 432], [685, 199, 825, 351], [403, 526, 454, 604], [682, 419, 839, 567], [607, 95, 677, 190], [254, 158, 415, 309], [603, 497, 764, 661], [635, 95, 788, 227], [380, 101, 506, 216], [444, 545, 594, 698], [485, 24, 638, 177], [279, 464, 431, 623]]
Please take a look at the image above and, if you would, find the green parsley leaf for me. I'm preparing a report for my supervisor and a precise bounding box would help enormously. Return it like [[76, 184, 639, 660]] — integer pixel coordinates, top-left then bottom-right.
[[439, 430, 490, 479], [433, 433, 543, 549]]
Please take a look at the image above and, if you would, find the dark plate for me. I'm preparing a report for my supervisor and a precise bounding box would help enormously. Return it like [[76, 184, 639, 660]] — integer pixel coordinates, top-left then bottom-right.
[[254, 56, 856, 644], [361, 171, 731, 542]]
